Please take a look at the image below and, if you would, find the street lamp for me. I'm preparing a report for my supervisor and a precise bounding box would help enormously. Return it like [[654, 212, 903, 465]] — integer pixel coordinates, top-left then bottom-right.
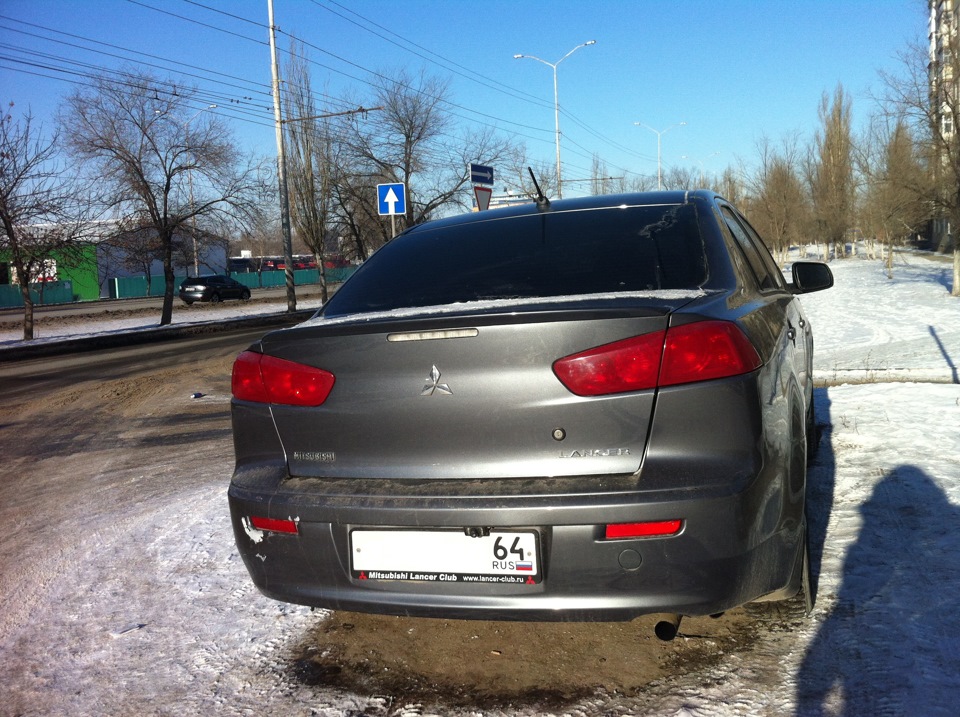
[[514, 40, 596, 199], [634, 121, 686, 190], [681, 152, 720, 186]]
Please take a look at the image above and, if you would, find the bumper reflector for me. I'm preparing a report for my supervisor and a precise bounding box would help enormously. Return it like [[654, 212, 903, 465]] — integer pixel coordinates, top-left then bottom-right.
[[249, 516, 299, 534], [604, 520, 682, 539]]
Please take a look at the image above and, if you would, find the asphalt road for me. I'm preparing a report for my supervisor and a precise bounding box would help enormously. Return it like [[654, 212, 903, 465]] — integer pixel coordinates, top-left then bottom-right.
[[0, 324, 274, 399]]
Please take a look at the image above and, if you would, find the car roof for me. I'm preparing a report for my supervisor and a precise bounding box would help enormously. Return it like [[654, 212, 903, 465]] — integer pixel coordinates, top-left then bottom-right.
[[404, 189, 723, 236]]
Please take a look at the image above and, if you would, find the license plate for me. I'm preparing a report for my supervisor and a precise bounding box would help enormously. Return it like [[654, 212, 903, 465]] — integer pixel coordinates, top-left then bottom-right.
[[350, 529, 541, 584]]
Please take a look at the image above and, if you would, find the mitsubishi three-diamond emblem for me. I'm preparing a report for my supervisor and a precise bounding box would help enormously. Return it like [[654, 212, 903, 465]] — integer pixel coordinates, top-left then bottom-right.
[[421, 365, 452, 396]]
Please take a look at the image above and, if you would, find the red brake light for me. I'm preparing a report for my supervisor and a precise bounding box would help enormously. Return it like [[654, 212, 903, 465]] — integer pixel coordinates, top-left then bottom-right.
[[232, 350, 335, 406], [553, 321, 761, 396], [232, 350, 269, 403], [552, 331, 666, 396], [658, 320, 761, 387]]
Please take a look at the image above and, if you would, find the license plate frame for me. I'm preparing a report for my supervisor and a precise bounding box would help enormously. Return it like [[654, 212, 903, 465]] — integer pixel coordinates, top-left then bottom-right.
[[350, 528, 541, 584]]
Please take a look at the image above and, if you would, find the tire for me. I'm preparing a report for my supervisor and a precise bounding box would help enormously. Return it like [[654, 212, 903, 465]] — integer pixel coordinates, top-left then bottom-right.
[[210, 293, 222, 304], [240, 289, 251, 301], [182, 300, 193, 306]]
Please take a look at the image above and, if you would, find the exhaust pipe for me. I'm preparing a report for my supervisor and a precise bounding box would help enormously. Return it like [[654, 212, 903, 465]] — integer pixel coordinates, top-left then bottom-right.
[[654, 613, 682, 641]]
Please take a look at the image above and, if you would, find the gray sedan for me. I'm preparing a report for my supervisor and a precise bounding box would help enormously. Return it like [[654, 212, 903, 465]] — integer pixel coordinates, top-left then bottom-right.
[[227, 190, 833, 640]]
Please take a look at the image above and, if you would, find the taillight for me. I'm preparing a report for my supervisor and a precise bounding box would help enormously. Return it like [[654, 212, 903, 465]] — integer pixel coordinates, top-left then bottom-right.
[[553, 321, 760, 396], [232, 350, 335, 406], [552, 332, 665, 396], [658, 320, 761, 387]]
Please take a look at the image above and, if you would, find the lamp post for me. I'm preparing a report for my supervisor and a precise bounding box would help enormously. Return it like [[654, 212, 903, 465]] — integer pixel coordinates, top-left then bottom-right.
[[634, 121, 686, 190], [181, 104, 217, 277], [514, 40, 596, 199], [681, 152, 720, 187]]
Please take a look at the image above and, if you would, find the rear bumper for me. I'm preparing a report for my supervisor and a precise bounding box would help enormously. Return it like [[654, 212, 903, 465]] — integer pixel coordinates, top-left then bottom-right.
[[227, 468, 802, 621]]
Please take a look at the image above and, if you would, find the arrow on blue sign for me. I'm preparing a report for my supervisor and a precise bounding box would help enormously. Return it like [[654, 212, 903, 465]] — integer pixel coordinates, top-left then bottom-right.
[[470, 163, 494, 185], [377, 182, 406, 216]]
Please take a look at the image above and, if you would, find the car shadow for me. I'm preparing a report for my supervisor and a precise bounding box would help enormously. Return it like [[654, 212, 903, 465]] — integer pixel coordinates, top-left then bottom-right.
[[806, 386, 836, 606], [795, 463, 960, 715]]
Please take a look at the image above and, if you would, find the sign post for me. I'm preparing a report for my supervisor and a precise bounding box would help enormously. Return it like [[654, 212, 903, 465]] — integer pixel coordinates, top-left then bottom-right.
[[470, 163, 494, 211], [377, 182, 406, 238]]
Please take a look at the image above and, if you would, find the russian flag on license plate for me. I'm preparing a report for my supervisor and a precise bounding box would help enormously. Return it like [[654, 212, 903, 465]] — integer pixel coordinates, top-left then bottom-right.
[[516, 561, 533, 571]]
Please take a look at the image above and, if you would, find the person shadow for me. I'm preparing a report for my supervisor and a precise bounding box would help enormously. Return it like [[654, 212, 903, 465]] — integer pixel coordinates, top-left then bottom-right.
[[795, 462, 960, 715]]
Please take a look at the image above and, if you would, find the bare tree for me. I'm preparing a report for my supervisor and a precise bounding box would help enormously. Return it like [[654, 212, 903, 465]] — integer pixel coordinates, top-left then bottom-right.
[[748, 136, 810, 265], [114, 226, 163, 295], [717, 165, 747, 206], [501, 145, 557, 199], [880, 37, 960, 296], [337, 67, 518, 252], [61, 70, 263, 324], [858, 116, 931, 277], [809, 84, 856, 260], [284, 42, 336, 301], [661, 166, 698, 191], [0, 106, 93, 340]]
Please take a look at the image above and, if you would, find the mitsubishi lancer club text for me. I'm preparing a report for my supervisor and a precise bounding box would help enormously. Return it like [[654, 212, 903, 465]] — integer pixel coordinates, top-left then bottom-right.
[[227, 190, 833, 640]]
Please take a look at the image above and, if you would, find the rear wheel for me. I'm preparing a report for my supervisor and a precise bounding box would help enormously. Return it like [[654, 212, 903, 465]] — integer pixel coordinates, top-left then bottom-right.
[[240, 288, 251, 301]]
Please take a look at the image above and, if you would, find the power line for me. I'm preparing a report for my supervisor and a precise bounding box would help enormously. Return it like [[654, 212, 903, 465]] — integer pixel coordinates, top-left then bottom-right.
[[5, 0, 649, 179], [305, 0, 553, 110]]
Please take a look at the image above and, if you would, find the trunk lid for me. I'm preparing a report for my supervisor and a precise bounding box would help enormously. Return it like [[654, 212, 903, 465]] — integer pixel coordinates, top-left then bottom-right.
[[259, 299, 691, 481]]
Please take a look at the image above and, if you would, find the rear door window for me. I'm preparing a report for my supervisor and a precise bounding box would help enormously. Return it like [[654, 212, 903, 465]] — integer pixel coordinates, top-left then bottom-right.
[[719, 206, 784, 292]]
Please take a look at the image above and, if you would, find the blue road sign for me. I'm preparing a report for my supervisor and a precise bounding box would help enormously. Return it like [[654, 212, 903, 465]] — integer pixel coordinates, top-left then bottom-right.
[[470, 163, 494, 185], [377, 183, 406, 216]]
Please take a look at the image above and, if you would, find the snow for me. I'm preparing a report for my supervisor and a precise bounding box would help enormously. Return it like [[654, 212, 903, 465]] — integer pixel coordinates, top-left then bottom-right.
[[304, 289, 709, 327], [2, 252, 959, 715]]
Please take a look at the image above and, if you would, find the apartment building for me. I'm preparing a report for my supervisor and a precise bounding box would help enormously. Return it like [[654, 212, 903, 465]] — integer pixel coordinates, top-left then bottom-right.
[[930, 0, 959, 249]]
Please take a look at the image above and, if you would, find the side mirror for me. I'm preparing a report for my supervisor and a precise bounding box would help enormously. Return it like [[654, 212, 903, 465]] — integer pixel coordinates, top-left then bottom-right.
[[790, 261, 834, 294]]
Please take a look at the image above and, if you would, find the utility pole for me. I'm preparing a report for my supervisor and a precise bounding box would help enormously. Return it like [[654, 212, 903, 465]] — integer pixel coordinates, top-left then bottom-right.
[[268, 0, 296, 312]]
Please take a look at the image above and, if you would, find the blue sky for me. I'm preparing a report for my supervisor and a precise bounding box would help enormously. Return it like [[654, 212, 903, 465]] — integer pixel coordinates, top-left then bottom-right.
[[1, 0, 928, 196]]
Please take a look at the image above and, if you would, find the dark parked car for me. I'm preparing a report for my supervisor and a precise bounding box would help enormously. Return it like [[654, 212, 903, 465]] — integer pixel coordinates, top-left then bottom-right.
[[228, 191, 833, 639], [179, 275, 251, 305]]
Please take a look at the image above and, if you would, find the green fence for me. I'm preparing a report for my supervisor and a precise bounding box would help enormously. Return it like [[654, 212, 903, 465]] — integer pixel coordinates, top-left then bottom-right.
[[0, 281, 75, 308], [108, 267, 356, 299]]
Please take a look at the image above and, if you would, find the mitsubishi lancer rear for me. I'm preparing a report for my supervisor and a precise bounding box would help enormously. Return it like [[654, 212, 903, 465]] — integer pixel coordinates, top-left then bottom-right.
[[227, 190, 833, 638]]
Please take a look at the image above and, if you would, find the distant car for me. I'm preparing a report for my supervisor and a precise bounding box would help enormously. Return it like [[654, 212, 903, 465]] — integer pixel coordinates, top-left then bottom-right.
[[227, 190, 833, 640], [179, 275, 251, 305]]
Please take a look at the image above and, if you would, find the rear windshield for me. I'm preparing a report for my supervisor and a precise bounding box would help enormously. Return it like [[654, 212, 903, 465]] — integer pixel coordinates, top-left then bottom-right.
[[324, 202, 707, 316]]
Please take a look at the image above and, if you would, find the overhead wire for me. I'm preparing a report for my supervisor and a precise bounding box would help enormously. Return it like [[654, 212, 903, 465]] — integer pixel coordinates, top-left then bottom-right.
[[4, 0, 659, 180]]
